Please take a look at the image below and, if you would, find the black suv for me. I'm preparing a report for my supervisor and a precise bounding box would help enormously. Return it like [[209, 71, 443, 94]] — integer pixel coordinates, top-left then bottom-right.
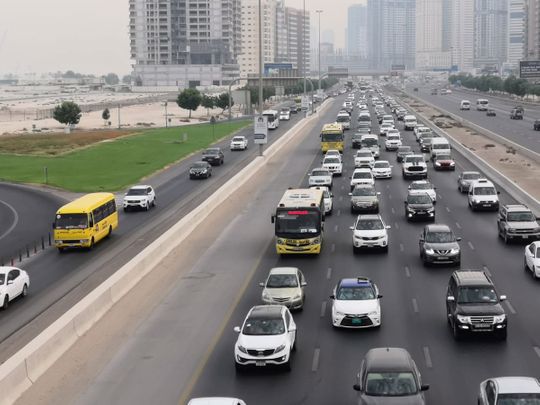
[[201, 147, 224, 166], [352, 133, 364, 149], [446, 270, 507, 340], [404, 193, 435, 221], [419, 224, 461, 266], [510, 106, 524, 119]]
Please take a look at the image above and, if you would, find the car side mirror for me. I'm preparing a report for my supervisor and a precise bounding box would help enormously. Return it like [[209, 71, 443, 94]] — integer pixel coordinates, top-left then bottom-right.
[[500, 295, 507, 301], [289, 325, 296, 332], [259, 282, 265, 287], [330, 193, 334, 197], [349, 226, 355, 230], [377, 294, 383, 298], [404, 201, 407, 204], [386, 225, 391, 229], [271, 215, 275, 224], [421, 384, 430, 391], [377, 192, 381, 195], [7, 280, 13, 285], [497, 191, 501, 194], [353, 384, 361, 392], [456, 237, 462, 241], [348, 192, 352, 196], [301, 281, 307, 287], [329, 294, 335, 300], [233, 326, 241, 333], [447, 296, 455, 302]]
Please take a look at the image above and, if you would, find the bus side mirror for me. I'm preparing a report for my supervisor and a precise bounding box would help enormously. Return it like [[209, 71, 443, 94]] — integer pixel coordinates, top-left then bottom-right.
[[52, 222, 56, 229], [89, 220, 94, 227], [271, 215, 275, 224]]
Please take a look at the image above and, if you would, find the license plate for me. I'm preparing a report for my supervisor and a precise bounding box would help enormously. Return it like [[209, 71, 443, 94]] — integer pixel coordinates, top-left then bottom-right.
[[256, 361, 266, 367], [352, 318, 363, 325], [416, 211, 425, 214], [483, 204, 491, 207], [522, 235, 529, 239], [473, 324, 491, 329], [437, 257, 448, 260]]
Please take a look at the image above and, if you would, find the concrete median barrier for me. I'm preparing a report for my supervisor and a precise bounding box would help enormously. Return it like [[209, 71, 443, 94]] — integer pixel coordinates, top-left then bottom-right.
[[0, 97, 333, 405]]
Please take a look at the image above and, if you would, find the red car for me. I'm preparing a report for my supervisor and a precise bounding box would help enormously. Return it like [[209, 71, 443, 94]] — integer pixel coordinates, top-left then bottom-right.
[[433, 154, 456, 171]]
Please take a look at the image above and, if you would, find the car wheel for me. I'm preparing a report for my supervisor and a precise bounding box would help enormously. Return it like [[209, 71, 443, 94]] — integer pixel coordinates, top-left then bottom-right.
[[123, 207, 128, 212], [458, 184, 463, 193], [382, 245, 388, 253], [88, 237, 95, 250], [353, 246, 359, 254], [22, 284, 28, 298], [452, 320, 462, 340], [292, 336, 297, 351], [2, 296, 8, 310], [58, 247, 65, 253], [145, 204, 150, 211], [504, 231, 510, 244], [152, 199, 156, 207]]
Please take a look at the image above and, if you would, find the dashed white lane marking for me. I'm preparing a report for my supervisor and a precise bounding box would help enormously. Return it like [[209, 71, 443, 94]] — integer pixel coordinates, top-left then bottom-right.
[[455, 222, 461, 229], [399, 243, 404, 252], [334, 225, 338, 232], [339, 196, 343, 202], [331, 243, 336, 253], [389, 194, 393, 200], [320, 301, 327, 317], [505, 300, 517, 315], [533, 346, 540, 359], [337, 209, 341, 216], [482, 265, 492, 277], [438, 193, 443, 200], [341, 185, 345, 191], [468, 241, 475, 250], [391, 207, 395, 214], [312, 348, 321, 372], [405, 266, 411, 278], [446, 206, 451, 212], [423, 346, 433, 368], [327, 267, 332, 279], [412, 298, 419, 313], [395, 222, 400, 229]]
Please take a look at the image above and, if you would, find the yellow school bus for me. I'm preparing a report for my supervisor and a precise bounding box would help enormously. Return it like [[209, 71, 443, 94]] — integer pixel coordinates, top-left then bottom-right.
[[321, 123, 344, 153], [53, 193, 118, 251], [271, 188, 325, 254]]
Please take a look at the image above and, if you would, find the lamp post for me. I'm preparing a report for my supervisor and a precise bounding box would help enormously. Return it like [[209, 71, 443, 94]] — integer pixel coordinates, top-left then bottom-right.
[[316, 10, 323, 92], [210, 115, 216, 142], [164, 101, 168, 128], [302, 0, 306, 95], [258, 0, 264, 157]]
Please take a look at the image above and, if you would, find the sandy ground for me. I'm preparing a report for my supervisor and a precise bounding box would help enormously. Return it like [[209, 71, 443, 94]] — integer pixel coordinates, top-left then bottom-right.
[[402, 95, 540, 201]]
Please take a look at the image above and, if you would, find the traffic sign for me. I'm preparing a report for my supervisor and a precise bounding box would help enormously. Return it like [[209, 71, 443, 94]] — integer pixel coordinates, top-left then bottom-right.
[[254, 116, 268, 144], [301, 96, 309, 110]]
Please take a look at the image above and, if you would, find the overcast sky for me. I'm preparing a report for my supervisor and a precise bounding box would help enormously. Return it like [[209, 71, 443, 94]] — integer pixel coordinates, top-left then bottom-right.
[[0, 0, 361, 77]]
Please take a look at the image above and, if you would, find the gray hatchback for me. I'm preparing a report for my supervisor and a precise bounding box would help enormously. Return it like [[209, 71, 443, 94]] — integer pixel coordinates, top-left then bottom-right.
[[353, 347, 429, 404]]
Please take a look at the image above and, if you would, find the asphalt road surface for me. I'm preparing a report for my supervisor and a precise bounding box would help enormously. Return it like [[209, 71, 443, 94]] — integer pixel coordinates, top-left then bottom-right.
[[0, 105, 308, 360], [56, 92, 540, 404], [406, 83, 540, 154]]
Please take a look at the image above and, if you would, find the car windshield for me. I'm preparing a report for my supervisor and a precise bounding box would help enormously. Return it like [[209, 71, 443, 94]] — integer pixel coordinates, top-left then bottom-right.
[[374, 162, 389, 168], [361, 139, 377, 147], [475, 186, 496, 195], [358, 115, 371, 121], [410, 183, 432, 190], [436, 155, 452, 160], [356, 219, 383, 230], [337, 285, 375, 300], [337, 116, 350, 122], [266, 274, 298, 288], [354, 172, 372, 179], [381, 123, 392, 128], [0, 274, 4, 285], [55, 213, 88, 229], [387, 135, 400, 140], [357, 151, 372, 158], [127, 188, 147, 196], [405, 157, 424, 164], [457, 287, 498, 304], [426, 231, 454, 243], [242, 318, 285, 335], [365, 372, 418, 396], [312, 170, 330, 177], [324, 158, 341, 164], [232, 137, 244, 142], [408, 194, 432, 204], [353, 187, 376, 196], [497, 394, 540, 404], [507, 212, 536, 222], [398, 146, 411, 153], [203, 148, 219, 155], [463, 173, 481, 180], [192, 162, 208, 168], [280, 109, 289, 113]]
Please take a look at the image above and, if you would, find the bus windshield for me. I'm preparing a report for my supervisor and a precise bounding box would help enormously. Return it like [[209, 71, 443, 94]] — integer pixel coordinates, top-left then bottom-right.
[[322, 132, 343, 142], [336, 115, 350, 123], [263, 113, 276, 122], [55, 213, 88, 229], [275, 209, 321, 238]]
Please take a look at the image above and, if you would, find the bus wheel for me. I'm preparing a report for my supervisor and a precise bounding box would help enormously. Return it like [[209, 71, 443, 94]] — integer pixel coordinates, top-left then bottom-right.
[[88, 238, 95, 250], [106, 226, 112, 238], [58, 247, 65, 253]]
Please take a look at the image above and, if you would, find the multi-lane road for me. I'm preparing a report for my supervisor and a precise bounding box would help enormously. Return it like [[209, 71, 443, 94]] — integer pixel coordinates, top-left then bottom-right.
[[406, 83, 540, 153], [32, 91, 540, 405], [0, 109, 307, 360]]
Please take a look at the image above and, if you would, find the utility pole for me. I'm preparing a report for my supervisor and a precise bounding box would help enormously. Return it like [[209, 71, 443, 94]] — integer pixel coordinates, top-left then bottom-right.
[[117, 104, 121, 129], [164, 101, 168, 128]]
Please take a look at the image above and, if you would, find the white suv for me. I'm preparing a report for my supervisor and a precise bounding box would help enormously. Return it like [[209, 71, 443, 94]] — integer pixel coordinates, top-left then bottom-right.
[[308, 168, 333, 188], [354, 150, 375, 168], [230, 135, 248, 151], [350, 168, 375, 190], [350, 214, 390, 252], [331, 277, 382, 328], [123, 185, 156, 211], [234, 305, 296, 371], [402, 155, 428, 179], [322, 155, 343, 176]]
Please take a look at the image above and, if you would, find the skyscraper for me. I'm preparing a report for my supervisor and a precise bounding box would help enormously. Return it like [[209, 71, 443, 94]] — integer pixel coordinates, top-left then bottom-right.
[[129, 0, 241, 87], [527, 0, 540, 61], [285, 7, 310, 76], [474, 0, 508, 70], [367, 0, 416, 70], [508, 0, 527, 68], [450, 0, 474, 72], [347, 4, 367, 59], [415, 0, 451, 69]]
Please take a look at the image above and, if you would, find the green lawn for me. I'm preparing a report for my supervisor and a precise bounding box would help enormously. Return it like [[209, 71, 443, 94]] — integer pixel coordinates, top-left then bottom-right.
[[0, 121, 250, 192]]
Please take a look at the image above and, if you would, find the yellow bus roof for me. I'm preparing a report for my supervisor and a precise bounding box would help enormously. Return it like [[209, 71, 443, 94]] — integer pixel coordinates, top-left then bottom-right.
[[278, 188, 324, 209], [321, 123, 343, 133], [56, 192, 115, 214]]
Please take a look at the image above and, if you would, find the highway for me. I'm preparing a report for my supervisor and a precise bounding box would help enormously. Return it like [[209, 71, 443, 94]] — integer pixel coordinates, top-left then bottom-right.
[[31, 91, 540, 405], [0, 106, 306, 361], [405, 83, 540, 154]]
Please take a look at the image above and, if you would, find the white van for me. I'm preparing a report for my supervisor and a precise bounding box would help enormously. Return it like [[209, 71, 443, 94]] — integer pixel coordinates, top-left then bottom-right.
[[468, 179, 500, 211], [460, 100, 471, 110], [403, 115, 417, 131], [430, 138, 451, 160], [336, 112, 351, 130], [476, 99, 489, 111]]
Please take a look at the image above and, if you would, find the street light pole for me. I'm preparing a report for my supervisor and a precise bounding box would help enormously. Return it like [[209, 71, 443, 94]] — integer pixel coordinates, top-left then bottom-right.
[[302, 0, 306, 96], [316, 10, 323, 92], [164, 101, 168, 128], [258, 0, 264, 157]]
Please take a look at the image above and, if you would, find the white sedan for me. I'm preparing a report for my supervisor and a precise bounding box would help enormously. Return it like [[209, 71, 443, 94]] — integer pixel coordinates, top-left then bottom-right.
[[311, 186, 333, 215], [354, 150, 375, 168], [0, 266, 30, 310], [525, 241, 540, 278], [308, 168, 333, 189], [331, 277, 382, 328], [234, 305, 296, 371], [123, 185, 156, 212], [372, 160, 393, 179], [408, 180, 437, 203]]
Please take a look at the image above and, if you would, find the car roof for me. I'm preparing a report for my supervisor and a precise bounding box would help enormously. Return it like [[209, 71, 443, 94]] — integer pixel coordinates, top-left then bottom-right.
[[353, 168, 372, 173], [452, 270, 491, 286], [0, 266, 21, 274], [411, 180, 431, 185], [491, 377, 540, 394], [248, 305, 284, 319], [504, 204, 530, 212], [269, 267, 299, 276], [129, 185, 151, 189], [187, 398, 244, 405], [364, 348, 415, 373], [357, 214, 381, 220], [338, 277, 374, 288], [425, 224, 451, 233], [470, 179, 495, 187]]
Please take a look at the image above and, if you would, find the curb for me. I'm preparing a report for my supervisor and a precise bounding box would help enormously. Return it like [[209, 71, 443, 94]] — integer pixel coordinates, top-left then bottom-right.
[[0, 98, 333, 405]]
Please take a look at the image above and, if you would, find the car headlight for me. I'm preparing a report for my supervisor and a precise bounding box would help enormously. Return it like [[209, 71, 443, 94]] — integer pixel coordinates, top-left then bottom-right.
[[293, 294, 302, 300], [494, 314, 506, 323], [456, 315, 470, 324], [334, 310, 345, 317], [507, 228, 516, 233], [407, 207, 415, 212], [425, 248, 435, 255], [201, 169, 207, 173], [427, 208, 434, 212], [450, 248, 460, 254], [238, 345, 248, 354], [368, 311, 379, 316], [275, 344, 286, 353], [449, 162, 455, 165], [262, 291, 271, 300], [533, 227, 540, 233], [435, 161, 441, 166]]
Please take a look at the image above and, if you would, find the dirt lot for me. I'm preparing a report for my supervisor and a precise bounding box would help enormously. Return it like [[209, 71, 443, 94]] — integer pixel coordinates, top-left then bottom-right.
[[400, 94, 540, 201], [0, 129, 136, 156]]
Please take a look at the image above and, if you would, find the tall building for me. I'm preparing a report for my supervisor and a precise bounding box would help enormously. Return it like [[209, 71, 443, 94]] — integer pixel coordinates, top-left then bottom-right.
[[526, 0, 540, 60], [415, 0, 451, 69], [239, 0, 277, 77], [129, 0, 241, 87], [508, 0, 527, 68], [347, 4, 367, 59], [474, 0, 508, 70], [367, 0, 416, 70], [284, 6, 310, 76], [450, 0, 474, 72], [275, 0, 288, 63]]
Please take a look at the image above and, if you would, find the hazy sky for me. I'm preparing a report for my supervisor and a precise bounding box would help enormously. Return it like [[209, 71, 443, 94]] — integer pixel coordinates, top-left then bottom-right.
[[0, 0, 361, 76]]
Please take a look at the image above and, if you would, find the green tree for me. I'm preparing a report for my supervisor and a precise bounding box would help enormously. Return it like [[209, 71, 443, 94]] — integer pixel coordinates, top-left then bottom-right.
[[176, 88, 202, 118], [104, 73, 120, 85], [201, 94, 215, 115], [122, 75, 132, 84], [215, 93, 233, 113], [53, 101, 82, 127], [102, 108, 110, 126]]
